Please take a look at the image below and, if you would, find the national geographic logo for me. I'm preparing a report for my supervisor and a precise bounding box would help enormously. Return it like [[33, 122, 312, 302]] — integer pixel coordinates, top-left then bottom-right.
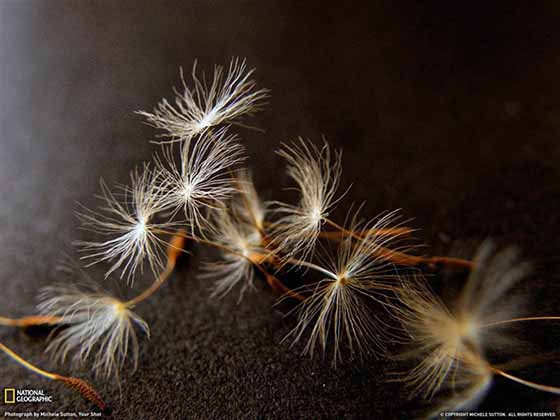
[[4, 389, 15, 404], [3, 388, 53, 404]]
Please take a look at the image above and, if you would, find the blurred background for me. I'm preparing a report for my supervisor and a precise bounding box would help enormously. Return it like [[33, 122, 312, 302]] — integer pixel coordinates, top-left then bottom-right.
[[1, 1, 560, 418]]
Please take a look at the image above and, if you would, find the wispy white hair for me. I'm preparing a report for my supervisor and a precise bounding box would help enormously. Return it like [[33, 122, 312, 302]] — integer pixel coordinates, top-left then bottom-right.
[[137, 58, 269, 141], [270, 138, 342, 261], [201, 207, 266, 302], [75, 165, 172, 284], [155, 127, 245, 235], [285, 210, 409, 364], [38, 282, 149, 381], [392, 242, 530, 411]]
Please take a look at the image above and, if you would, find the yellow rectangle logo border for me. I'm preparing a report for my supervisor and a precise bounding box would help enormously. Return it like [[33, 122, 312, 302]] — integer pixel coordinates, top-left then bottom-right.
[[4, 388, 15, 404]]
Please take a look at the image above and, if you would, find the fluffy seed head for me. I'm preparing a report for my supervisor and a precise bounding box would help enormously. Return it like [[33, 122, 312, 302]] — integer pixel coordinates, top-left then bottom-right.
[[137, 58, 269, 141], [155, 127, 245, 235], [393, 242, 530, 411], [38, 282, 149, 381], [391, 281, 495, 417], [75, 165, 172, 284], [271, 138, 342, 260], [201, 206, 266, 301], [394, 282, 489, 398], [200, 171, 268, 301], [285, 210, 410, 363]]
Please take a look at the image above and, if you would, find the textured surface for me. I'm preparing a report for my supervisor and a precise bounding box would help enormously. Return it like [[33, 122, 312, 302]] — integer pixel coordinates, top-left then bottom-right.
[[1, 1, 560, 418]]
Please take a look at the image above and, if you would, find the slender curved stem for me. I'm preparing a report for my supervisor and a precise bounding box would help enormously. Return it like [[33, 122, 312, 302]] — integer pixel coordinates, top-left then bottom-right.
[[481, 316, 560, 329], [0, 341, 107, 410], [0, 342, 56, 380], [257, 266, 305, 301], [284, 256, 337, 279], [418, 256, 474, 269], [156, 229, 304, 301], [156, 228, 252, 257], [319, 226, 413, 240], [322, 217, 473, 270], [264, 219, 414, 243], [124, 263, 175, 308], [0, 315, 63, 328], [124, 231, 187, 307], [323, 218, 364, 240], [493, 352, 560, 373], [491, 366, 560, 395]]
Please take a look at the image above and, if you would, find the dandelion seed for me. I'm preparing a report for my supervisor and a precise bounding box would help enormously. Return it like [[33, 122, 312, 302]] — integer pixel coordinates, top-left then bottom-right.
[[391, 280, 495, 418], [137, 58, 269, 141], [75, 165, 172, 284], [270, 138, 343, 260], [156, 127, 245, 235], [392, 242, 531, 410], [200, 171, 271, 300], [393, 282, 488, 399], [38, 282, 149, 381], [285, 210, 409, 363], [201, 206, 266, 301]]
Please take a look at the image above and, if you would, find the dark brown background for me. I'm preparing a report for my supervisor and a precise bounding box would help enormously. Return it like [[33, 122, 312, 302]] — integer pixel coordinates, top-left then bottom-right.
[[2, 1, 560, 419]]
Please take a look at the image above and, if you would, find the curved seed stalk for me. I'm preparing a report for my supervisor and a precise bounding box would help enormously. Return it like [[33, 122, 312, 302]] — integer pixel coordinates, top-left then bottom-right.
[[0, 342, 107, 412]]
